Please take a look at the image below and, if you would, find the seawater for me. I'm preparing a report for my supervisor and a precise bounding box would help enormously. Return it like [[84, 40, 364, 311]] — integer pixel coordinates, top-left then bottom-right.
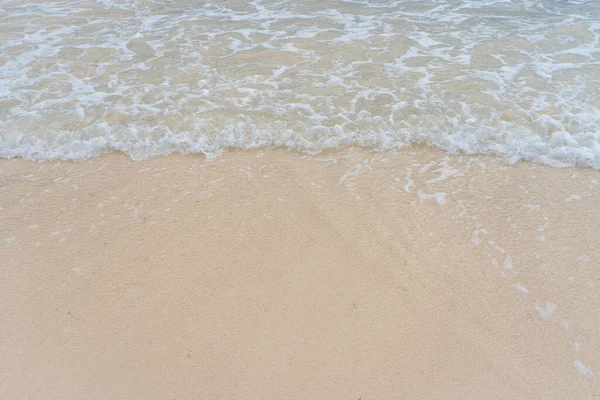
[[1, 0, 599, 167]]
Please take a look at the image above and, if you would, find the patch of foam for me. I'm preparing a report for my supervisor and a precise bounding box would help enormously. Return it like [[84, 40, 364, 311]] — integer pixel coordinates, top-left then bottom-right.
[[565, 194, 581, 202], [418, 191, 447, 205], [535, 303, 557, 319], [472, 228, 486, 246], [574, 360, 593, 380], [403, 168, 414, 193], [512, 283, 529, 294]]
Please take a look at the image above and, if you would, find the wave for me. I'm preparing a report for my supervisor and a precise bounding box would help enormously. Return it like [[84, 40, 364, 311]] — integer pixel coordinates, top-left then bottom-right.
[[1, 0, 599, 167]]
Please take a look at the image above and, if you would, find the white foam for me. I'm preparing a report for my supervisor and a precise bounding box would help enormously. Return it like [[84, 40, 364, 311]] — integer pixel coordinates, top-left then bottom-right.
[[574, 360, 594, 380], [512, 283, 529, 294], [418, 192, 447, 205], [0, 0, 599, 166], [535, 303, 557, 319], [565, 194, 581, 202]]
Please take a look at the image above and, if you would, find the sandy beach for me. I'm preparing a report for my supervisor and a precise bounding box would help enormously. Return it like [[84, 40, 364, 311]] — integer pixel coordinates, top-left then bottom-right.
[[0, 147, 598, 399], [2, 0, 599, 397]]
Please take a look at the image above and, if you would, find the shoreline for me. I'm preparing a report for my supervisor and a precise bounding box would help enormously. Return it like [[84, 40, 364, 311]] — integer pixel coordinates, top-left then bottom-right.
[[4, 143, 600, 170], [1, 147, 598, 398]]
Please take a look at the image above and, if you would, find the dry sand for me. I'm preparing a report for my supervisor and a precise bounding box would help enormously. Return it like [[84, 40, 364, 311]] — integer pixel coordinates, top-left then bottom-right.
[[0, 147, 598, 399]]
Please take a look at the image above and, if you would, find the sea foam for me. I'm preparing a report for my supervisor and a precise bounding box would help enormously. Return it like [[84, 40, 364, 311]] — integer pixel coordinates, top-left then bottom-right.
[[1, 0, 599, 167]]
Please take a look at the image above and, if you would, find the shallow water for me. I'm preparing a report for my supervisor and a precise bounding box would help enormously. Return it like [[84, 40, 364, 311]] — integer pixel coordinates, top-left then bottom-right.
[[1, 0, 599, 166]]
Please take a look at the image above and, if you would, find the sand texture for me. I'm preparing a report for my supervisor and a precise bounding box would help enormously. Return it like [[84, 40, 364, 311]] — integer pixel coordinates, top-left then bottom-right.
[[1, 148, 599, 399]]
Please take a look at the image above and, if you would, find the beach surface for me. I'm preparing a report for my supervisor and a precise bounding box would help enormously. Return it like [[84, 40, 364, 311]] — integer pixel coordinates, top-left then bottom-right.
[[1, 148, 598, 399]]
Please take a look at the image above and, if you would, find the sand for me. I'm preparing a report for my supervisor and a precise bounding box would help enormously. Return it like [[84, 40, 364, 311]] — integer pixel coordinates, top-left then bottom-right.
[[0, 147, 598, 399]]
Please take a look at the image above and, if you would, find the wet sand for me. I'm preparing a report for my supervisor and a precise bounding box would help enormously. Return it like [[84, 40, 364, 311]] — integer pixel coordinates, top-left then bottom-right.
[[0, 148, 598, 399]]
